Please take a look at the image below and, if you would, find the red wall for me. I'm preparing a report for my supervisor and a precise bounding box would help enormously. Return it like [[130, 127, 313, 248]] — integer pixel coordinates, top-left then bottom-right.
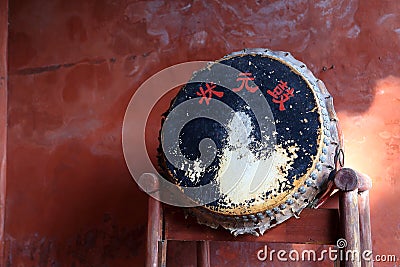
[[0, 0, 8, 264], [3, 0, 400, 266]]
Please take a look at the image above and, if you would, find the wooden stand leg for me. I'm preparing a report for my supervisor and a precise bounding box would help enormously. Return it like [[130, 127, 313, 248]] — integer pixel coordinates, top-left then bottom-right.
[[357, 172, 373, 267], [335, 168, 361, 267], [159, 240, 167, 267], [339, 189, 361, 267], [197, 241, 211, 267], [358, 191, 372, 267], [146, 196, 163, 267]]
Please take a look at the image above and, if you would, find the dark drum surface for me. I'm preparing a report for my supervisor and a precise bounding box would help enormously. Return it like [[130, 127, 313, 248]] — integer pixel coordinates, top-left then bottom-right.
[[160, 53, 322, 216]]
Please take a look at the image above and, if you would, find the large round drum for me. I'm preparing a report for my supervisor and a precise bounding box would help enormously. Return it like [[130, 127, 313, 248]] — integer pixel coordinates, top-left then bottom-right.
[[158, 48, 342, 236]]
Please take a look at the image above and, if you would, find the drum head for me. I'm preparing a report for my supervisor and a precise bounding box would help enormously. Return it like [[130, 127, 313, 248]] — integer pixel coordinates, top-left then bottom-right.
[[159, 49, 341, 235]]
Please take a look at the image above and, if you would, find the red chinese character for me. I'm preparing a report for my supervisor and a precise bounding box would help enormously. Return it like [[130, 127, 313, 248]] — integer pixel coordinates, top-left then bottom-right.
[[267, 80, 295, 111], [196, 82, 224, 105], [232, 72, 259, 93]]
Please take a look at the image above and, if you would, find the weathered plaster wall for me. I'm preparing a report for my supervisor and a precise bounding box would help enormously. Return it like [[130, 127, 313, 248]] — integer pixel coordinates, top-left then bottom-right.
[[3, 0, 400, 266]]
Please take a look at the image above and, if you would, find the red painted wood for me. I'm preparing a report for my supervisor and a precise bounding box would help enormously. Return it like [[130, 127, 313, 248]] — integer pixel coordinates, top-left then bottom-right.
[[197, 241, 211, 267], [164, 207, 339, 244], [146, 197, 162, 267], [0, 0, 8, 265]]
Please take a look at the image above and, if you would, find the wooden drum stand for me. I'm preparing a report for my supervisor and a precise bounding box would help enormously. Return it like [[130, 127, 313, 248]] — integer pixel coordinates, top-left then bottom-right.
[[146, 168, 372, 267]]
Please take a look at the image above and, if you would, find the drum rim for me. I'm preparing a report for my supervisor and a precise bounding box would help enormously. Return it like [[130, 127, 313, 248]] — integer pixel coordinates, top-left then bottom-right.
[[158, 48, 343, 236]]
